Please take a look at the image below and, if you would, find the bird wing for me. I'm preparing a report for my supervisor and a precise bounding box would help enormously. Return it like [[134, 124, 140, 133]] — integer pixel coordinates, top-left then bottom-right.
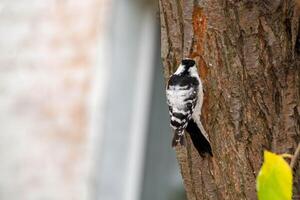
[[166, 84, 198, 131]]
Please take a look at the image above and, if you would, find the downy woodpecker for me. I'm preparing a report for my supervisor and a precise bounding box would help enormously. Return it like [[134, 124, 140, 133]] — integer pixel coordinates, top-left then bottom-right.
[[166, 58, 212, 156]]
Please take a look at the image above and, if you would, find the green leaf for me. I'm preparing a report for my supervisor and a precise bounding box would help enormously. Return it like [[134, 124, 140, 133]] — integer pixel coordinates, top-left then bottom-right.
[[257, 151, 293, 200]]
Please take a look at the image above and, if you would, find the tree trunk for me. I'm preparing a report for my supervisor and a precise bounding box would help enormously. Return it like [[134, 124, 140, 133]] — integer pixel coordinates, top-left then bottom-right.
[[159, 0, 300, 199]]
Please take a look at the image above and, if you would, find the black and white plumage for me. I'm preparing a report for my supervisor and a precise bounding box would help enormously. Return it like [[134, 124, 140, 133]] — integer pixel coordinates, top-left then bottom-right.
[[166, 58, 212, 156]]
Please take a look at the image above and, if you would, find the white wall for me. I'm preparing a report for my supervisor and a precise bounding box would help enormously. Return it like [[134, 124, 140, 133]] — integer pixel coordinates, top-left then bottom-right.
[[0, 1, 106, 199]]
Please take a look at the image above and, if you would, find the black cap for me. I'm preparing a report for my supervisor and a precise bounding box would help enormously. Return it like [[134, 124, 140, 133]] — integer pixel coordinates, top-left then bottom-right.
[[181, 59, 195, 68]]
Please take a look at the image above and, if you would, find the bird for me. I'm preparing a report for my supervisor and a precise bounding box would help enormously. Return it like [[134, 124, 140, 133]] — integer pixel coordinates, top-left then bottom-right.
[[166, 58, 212, 157]]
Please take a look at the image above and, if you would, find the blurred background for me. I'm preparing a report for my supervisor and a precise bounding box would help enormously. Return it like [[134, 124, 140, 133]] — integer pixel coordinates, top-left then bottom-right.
[[0, 0, 185, 200]]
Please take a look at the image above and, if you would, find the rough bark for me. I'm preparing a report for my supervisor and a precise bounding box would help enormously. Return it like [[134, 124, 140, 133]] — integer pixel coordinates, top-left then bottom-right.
[[159, 0, 300, 199]]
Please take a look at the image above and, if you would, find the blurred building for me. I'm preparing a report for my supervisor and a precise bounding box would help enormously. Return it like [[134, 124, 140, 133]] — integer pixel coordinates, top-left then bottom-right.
[[0, 0, 184, 200]]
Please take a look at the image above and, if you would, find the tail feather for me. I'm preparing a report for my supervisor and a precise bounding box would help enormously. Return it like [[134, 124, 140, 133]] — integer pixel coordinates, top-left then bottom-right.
[[186, 119, 213, 157], [172, 130, 186, 147]]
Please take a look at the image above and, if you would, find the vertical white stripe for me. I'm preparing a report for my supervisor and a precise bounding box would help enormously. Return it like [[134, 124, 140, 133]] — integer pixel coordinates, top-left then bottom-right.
[[86, 0, 112, 199], [123, 8, 156, 200]]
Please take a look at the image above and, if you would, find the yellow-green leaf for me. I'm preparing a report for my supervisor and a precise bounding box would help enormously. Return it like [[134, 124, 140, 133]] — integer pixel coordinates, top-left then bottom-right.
[[256, 151, 293, 200]]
